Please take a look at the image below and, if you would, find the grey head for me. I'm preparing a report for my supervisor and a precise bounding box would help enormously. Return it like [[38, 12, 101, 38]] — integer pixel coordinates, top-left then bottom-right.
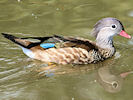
[[91, 17, 124, 38], [91, 17, 131, 48]]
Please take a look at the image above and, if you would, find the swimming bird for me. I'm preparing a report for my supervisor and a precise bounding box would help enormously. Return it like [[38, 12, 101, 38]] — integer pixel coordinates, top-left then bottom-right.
[[1, 17, 131, 65]]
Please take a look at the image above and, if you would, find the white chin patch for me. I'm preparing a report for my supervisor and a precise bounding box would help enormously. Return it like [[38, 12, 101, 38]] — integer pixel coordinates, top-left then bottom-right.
[[20, 47, 35, 58]]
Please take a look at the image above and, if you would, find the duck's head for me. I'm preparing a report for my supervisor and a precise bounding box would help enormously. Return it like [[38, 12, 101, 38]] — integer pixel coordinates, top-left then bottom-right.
[[91, 17, 131, 40]]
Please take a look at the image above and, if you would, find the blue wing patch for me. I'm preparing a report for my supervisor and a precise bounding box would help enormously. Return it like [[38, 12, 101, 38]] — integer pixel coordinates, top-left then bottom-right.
[[40, 43, 55, 49]]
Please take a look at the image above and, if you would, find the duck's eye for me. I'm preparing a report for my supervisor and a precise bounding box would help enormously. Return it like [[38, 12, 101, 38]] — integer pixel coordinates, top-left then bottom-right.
[[112, 24, 117, 29]]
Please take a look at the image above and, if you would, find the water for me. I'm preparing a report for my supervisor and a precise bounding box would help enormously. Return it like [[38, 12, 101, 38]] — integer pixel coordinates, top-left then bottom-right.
[[0, 0, 133, 100]]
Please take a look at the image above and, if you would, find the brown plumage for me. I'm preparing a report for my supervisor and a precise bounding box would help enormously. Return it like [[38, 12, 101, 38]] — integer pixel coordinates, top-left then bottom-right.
[[1, 17, 131, 65]]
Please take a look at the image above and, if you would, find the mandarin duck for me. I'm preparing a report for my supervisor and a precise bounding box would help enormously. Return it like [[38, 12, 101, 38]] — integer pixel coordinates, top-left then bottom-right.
[[1, 17, 131, 65]]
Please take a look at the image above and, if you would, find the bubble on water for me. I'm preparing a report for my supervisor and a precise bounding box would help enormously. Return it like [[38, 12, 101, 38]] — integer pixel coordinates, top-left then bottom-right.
[[31, 13, 34, 16], [17, 0, 21, 2], [72, 97, 75, 100], [94, 80, 97, 82], [56, 8, 59, 11], [31, 13, 38, 19]]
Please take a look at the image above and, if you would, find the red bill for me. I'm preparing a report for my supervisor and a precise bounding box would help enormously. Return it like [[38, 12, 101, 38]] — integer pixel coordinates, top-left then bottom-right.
[[119, 30, 131, 39]]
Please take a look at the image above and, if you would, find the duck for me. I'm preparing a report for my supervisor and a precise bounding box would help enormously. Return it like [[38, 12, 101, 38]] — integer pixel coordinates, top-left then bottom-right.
[[1, 17, 131, 65]]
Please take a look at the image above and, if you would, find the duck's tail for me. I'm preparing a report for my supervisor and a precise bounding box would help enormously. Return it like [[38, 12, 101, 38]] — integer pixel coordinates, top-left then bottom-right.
[[1, 33, 53, 49], [2, 33, 52, 58], [1, 33, 37, 58], [1, 33, 31, 48]]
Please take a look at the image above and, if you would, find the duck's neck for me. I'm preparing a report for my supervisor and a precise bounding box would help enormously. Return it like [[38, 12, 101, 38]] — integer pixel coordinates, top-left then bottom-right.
[[96, 30, 115, 49], [96, 34, 115, 59], [96, 37, 114, 49]]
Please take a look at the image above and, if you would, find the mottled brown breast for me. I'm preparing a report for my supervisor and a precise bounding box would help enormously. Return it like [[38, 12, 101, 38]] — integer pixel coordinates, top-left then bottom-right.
[[98, 48, 115, 59]]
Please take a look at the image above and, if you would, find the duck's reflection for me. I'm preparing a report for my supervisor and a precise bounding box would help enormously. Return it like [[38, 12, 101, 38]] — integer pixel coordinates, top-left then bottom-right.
[[97, 66, 133, 93], [97, 67, 123, 93]]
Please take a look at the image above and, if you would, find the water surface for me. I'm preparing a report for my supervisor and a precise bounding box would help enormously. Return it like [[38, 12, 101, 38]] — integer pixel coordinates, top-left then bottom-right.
[[0, 0, 133, 100]]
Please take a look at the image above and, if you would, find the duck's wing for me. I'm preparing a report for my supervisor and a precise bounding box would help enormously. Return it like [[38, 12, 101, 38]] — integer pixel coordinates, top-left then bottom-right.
[[2, 33, 98, 51], [52, 35, 98, 51]]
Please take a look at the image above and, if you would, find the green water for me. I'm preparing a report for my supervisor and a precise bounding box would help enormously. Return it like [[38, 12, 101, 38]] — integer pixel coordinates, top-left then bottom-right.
[[0, 0, 133, 100]]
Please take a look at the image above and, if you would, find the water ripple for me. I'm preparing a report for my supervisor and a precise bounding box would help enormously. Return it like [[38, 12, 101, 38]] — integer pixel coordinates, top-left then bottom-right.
[[0, 70, 27, 83]]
